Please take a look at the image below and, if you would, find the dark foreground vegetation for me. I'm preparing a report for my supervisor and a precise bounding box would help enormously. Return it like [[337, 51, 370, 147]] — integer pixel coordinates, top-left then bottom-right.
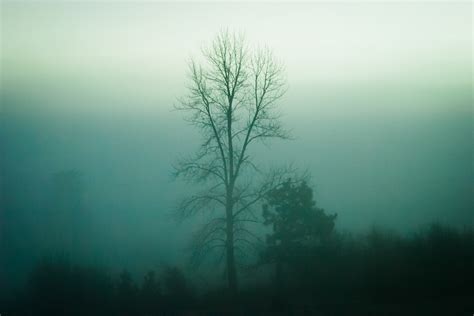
[[2, 223, 473, 316]]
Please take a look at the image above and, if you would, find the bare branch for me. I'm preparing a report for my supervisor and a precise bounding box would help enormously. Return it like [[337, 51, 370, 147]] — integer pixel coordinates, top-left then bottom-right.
[[174, 31, 291, 284]]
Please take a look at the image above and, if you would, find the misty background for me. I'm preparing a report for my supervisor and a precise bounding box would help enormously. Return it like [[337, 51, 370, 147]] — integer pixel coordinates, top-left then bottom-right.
[[1, 2, 472, 291]]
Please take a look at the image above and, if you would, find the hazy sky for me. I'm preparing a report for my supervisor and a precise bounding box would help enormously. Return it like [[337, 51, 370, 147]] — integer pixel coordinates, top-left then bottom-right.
[[1, 1, 472, 279]]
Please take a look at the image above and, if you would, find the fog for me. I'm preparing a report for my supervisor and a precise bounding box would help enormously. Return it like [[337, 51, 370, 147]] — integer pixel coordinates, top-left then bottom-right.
[[0, 2, 472, 311]]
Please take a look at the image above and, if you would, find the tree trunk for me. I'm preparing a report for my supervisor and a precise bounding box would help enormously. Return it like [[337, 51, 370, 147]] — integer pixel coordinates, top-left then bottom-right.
[[226, 200, 238, 295]]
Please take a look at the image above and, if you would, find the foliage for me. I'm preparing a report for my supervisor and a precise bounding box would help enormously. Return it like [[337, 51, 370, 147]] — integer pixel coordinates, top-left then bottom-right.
[[261, 179, 337, 273]]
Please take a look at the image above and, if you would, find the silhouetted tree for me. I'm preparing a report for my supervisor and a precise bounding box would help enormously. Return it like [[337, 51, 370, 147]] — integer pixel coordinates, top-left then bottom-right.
[[9, 224, 474, 315], [116, 270, 138, 316], [261, 179, 337, 286], [26, 256, 114, 316], [174, 30, 290, 294], [162, 266, 194, 311], [140, 271, 162, 315], [27, 256, 74, 316]]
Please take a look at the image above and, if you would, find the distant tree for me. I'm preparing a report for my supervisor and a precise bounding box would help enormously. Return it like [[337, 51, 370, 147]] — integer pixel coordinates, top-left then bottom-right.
[[261, 179, 337, 285], [27, 256, 74, 316], [174, 30, 290, 294], [140, 271, 162, 315], [27, 257, 114, 316], [116, 270, 138, 316], [162, 266, 194, 311]]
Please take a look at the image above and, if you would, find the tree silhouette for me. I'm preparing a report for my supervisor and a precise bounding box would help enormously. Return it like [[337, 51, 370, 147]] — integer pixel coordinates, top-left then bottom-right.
[[174, 30, 289, 294], [26, 256, 114, 316], [161, 266, 194, 311], [9, 224, 474, 315], [140, 271, 161, 315], [116, 270, 138, 316], [261, 179, 337, 286]]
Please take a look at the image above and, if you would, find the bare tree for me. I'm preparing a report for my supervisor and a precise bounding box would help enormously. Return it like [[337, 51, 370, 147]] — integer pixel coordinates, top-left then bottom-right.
[[174, 31, 290, 294]]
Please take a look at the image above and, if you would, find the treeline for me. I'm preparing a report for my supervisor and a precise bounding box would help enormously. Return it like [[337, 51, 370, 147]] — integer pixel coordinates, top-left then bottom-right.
[[257, 223, 474, 315], [4, 259, 195, 316], [2, 223, 473, 315]]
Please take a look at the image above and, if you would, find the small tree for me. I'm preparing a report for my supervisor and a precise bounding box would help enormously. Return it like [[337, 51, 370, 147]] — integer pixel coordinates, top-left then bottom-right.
[[261, 179, 337, 285], [162, 266, 193, 311], [116, 270, 138, 315], [140, 271, 161, 315], [174, 30, 289, 294]]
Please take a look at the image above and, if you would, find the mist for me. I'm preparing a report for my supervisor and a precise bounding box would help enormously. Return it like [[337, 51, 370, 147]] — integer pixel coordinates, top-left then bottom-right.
[[1, 1, 472, 315]]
